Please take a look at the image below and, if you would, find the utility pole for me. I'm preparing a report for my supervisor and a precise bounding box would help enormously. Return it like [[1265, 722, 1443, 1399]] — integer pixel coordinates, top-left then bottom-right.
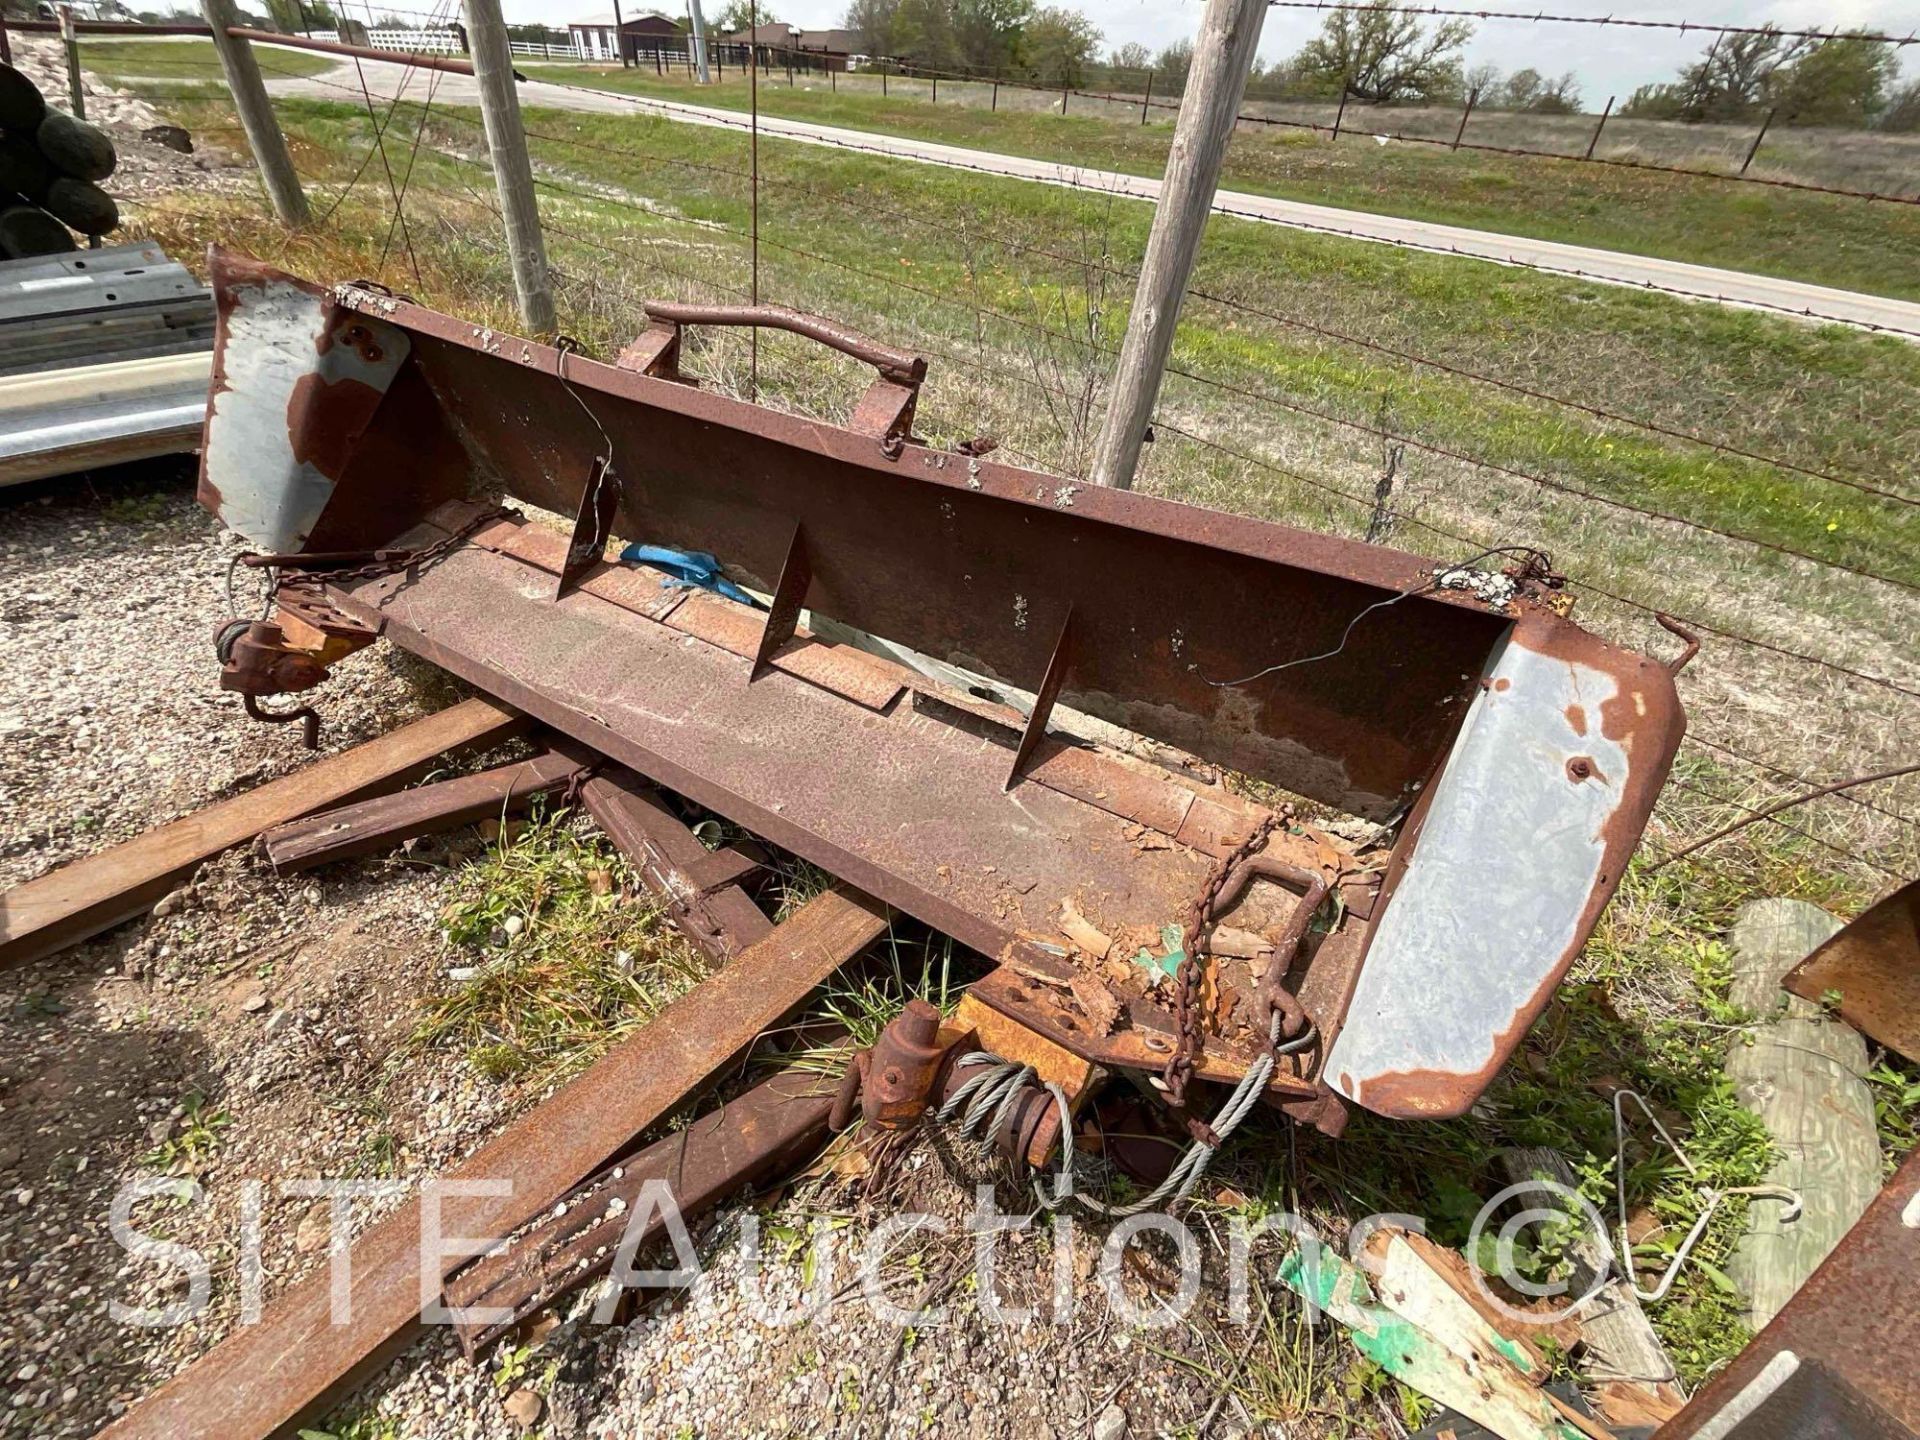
[[201, 0, 308, 226], [687, 0, 710, 83], [1087, 0, 1264, 490], [463, 0, 556, 334], [611, 0, 629, 66]]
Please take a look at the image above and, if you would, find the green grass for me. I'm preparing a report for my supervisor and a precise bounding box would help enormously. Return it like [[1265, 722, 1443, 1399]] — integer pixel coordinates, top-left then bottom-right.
[[483, 101, 1920, 587], [79, 38, 337, 82], [413, 803, 705, 1085], [522, 64, 1920, 302]]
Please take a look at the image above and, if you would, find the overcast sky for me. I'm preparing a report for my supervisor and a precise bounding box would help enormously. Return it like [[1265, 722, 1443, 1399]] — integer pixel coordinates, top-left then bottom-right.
[[514, 1, 1919, 103]]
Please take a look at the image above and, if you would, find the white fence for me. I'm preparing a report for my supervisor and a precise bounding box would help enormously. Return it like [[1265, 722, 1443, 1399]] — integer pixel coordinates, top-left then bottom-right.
[[365, 28, 463, 55], [510, 39, 586, 60]]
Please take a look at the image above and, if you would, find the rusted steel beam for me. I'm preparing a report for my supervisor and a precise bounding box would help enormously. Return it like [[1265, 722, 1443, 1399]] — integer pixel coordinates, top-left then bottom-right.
[[225, 28, 486, 77], [0, 698, 525, 972], [443, 1060, 837, 1353], [98, 887, 889, 1440], [1784, 879, 1920, 1061], [579, 768, 773, 960], [260, 747, 584, 872], [1656, 1148, 1920, 1440], [3, 18, 209, 33], [259, 748, 583, 875]]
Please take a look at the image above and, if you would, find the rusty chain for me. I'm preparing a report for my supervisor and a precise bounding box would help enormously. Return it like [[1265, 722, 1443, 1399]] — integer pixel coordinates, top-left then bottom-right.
[[243, 504, 520, 596], [1163, 812, 1283, 1109]]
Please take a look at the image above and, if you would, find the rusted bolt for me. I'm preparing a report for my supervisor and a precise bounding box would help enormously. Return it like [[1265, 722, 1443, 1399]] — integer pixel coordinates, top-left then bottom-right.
[[1142, 1034, 1172, 1055], [1567, 757, 1594, 782]]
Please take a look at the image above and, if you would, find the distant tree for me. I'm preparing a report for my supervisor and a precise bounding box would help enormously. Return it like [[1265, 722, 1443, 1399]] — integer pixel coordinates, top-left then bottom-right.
[[1290, 10, 1472, 103], [1882, 77, 1920, 132], [507, 21, 568, 46], [1463, 61, 1501, 100], [953, 0, 1030, 72], [1502, 66, 1578, 112], [1769, 37, 1898, 126], [1533, 70, 1580, 113], [265, 0, 336, 31], [1109, 40, 1150, 71], [1624, 28, 1806, 121], [1501, 66, 1543, 108], [715, 1, 778, 34], [1626, 28, 1893, 127], [1154, 37, 1193, 92], [843, 0, 897, 55], [1017, 5, 1098, 86], [889, 0, 958, 68]]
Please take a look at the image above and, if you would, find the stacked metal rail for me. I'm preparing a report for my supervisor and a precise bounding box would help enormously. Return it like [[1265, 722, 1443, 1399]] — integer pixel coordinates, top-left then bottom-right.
[[0, 241, 213, 483]]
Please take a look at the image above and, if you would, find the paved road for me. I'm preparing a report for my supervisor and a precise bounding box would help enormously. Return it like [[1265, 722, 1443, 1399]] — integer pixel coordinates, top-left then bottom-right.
[[265, 54, 1920, 337]]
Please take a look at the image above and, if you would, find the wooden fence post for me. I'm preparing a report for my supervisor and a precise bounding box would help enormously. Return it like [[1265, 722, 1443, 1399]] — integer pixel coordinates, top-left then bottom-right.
[[1584, 94, 1614, 159], [463, 0, 556, 333], [1451, 85, 1477, 149], [1141, 67, 1152, 123], [1087, 0, 1267, 490], [201, 0, 308, 226], [55, 5, 84, 118], [1741, 107, 1776, 174]]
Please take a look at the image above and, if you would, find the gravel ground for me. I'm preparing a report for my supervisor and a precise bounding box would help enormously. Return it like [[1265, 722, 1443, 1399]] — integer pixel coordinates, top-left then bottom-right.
[[0, 467, 1271, 1439], [6, 38, 257, 214]]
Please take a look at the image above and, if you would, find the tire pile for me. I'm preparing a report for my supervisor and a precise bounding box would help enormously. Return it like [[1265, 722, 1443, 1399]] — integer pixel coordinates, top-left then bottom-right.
[[1, 62, 121, 259]]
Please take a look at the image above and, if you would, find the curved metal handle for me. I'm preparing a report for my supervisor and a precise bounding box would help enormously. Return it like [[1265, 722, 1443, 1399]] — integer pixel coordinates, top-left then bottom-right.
[[642, 302, 928, 387], [1654, 612, 1700, 676]]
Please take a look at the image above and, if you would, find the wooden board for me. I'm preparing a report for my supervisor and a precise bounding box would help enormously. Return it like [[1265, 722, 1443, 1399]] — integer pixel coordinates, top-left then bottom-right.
[[0, 697, 526, 971], [99, 886, 891, 1440], [1495, 1146, 1685, 1426], [579, 768, 774, 959], [1725, 898, 1881, 1332], [262, 749, 580, 872]]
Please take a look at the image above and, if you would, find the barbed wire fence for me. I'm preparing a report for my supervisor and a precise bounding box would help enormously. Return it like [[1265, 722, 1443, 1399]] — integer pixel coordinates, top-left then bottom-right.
[[79, 12, 1920, 890]]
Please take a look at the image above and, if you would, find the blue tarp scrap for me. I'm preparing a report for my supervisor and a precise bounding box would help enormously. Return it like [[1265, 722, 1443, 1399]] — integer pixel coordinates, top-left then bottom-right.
[[618, 543, 764, 608]]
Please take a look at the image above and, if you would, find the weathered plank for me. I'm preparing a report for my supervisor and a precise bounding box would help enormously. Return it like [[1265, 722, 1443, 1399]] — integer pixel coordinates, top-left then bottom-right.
[[580, 768, 774, 959], [99, 886, 890, 1440], [1725, 897, 1881, 1332], [0, 697, 525, 971], [1278, 1240, 1576, 1440], [1495, 1145, 1685, 1426], [261, 749, 581, 873]]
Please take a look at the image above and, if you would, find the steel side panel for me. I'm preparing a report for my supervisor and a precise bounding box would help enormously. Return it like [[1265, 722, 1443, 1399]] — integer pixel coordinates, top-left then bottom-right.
[[323, 280, 1519, 820], [199, 259, 410, 552], [330, 544, 1216, 959], [1325, 621, 1683, 1118]]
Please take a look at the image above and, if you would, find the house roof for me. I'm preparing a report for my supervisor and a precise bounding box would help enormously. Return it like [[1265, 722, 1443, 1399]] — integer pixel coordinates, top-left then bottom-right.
[[725, 22, 798, 43], [796, 27, 855, 52], [570, 9, 673, 27]]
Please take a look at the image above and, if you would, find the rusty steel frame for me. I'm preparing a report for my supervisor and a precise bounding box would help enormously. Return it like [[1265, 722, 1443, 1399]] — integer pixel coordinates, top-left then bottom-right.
[[442, 1059, 840, 1355], [1656, 1148, 1920, 1439], [1783, 878, 1920, 1062], [195, 253, 1687, 1125], [99, 888, 889, 1440]]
